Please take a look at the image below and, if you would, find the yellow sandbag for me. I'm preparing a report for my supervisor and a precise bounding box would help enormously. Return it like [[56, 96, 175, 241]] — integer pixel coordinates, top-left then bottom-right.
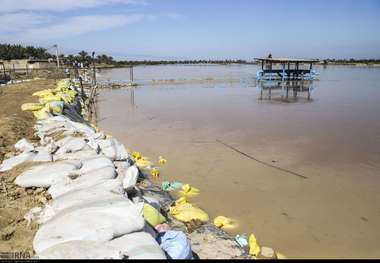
[[58, 94, 73, 104], [213, 216, 236, 229], [158, 156, 167, 165], [57, 89, 77, 103], [89, 123, 99, 132], [21, 103, 44, 111], [32, 89, 53, 97], [169, 202, 209, 223], [175, 196, 187, 205], [39, 95, 62, 104], [249, 234, 261, 258], [135, 158, 153, 168], [150, 168, 159, 178], [56, 79, 70, 88], [131, 151, 152, 168], [32, 105, 51, 120], [179, 184, 200, 197], [132, 151, 142, 161], [143, 203, 166, 227], [276, 253, 287, 259]]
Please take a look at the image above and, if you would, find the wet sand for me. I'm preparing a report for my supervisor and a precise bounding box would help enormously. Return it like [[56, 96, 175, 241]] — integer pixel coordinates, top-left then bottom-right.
[[97, 65, 380, 258]]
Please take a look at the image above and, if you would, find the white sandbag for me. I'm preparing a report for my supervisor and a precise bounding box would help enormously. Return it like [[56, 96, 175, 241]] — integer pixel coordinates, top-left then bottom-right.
[[0, 152, 35, 172], [90, 132, 106, 140], [53, 150, 99, 162], [35, 117, 94, 142], [67, 121, 96, 137], [79, 156, 114, 174], [85, 137, 101, 153], [40, 116, 69, 124], [48, 166, 117, 198], [33, 200, 145, 253], [33, 147, 53, 162], [109, 232, 166, 259], [98, 138, 129, 161], [14, 160, 82, 188], [34, 119, 68, 139], [36, 232, 166, 259], [36, 240, 124, 259], [46, 141, 59, 154], [54, 137, 90, 156], [15, 138, 35, 152], [122, 165, 138, 191], [34, 118, 66, 134], [43, 180, 124, 220]]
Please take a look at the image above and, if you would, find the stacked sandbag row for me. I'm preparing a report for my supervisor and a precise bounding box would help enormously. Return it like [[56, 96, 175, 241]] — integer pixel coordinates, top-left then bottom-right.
[[0, 79, 192, 259]]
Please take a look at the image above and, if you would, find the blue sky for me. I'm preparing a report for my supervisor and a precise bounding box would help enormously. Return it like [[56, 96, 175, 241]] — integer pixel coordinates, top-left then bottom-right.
[[1, 0, 379, 60]]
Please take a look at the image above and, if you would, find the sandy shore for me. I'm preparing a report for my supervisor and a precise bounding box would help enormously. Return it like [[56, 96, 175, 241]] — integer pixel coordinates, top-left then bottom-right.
[[0, 79, 57, 256]]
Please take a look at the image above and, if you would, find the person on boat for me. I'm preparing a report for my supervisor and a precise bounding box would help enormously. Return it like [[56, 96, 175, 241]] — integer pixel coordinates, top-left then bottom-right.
[[266, 54, 273, 70]]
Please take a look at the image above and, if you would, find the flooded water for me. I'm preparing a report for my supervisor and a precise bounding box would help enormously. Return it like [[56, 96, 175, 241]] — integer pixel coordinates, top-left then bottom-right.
[[96, 64, 380, 258]]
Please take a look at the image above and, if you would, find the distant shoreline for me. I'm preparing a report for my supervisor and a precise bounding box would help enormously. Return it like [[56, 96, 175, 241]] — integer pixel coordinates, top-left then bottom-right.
[[97, 62, 380, 69]]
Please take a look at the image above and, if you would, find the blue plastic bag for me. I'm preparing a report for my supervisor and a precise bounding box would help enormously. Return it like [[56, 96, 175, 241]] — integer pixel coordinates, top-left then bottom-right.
[[157, 230, 193, 259]]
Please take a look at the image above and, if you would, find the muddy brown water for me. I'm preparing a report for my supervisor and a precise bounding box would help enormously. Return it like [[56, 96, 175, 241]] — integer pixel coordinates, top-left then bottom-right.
[[97, 65, 380, 258]]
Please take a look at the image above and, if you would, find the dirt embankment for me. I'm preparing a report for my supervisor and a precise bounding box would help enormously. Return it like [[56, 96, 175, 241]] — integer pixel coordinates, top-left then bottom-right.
[[0, 79, 56, 257]]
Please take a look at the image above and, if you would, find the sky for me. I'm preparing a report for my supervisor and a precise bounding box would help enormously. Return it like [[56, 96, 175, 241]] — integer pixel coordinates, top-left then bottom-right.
[[0, 0, 379, 60]]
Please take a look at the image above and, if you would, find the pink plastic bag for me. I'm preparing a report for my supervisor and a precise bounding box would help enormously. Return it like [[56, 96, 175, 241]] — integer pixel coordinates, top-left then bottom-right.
[[155, 223, 171, 233]]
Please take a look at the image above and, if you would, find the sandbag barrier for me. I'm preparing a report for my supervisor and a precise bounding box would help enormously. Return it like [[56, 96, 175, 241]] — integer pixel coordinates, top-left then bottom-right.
[[0, 77, 280, 259]]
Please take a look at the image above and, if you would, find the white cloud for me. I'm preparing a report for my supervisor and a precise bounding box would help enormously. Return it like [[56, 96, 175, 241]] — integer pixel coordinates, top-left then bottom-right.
[[0, 12, 51, 32], [0, 0, 180, 44], [0, 14, 144, 43], [0, 0, 147, 12], [12, 14, 145, 41], [145, 12, 183, 21]]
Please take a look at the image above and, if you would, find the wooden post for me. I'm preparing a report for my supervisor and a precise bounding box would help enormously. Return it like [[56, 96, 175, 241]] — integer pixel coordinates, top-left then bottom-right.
[[130, 66, 134, 83], [79, 76, 84, 97], [2, 65, 5, 80], [92, 52, 96, 86]]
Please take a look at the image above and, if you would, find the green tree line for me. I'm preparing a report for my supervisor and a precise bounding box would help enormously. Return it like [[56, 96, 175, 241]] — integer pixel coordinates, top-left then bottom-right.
[[0, 44, 252, 66], [1, 43, 379, 66], [0, 44, 52, 60], [0, 44, 114, 66]]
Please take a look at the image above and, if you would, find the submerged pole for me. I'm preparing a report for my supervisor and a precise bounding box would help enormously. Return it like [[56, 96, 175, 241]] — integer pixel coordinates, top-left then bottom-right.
[[92, 51, 96, 86], [130, 66, 134, 83]]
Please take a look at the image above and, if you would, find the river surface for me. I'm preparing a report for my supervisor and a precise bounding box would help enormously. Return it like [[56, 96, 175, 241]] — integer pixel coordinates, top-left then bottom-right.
[[96, 64, 380, 258]]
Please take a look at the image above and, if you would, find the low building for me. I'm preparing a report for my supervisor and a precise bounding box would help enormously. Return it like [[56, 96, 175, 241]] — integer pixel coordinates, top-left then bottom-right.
[[0, 59, 57, 71], [27, 59, 57, 70], [0, 59, 29, 71]]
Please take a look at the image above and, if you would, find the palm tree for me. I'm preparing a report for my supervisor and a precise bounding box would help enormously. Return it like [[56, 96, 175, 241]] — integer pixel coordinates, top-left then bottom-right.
[[78, 51, 88, 63]]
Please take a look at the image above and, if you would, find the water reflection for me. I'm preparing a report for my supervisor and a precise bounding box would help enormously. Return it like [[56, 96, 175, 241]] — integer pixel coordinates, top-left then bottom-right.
[[130, 87, 135, 106], [257, 80, 314, 102]]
